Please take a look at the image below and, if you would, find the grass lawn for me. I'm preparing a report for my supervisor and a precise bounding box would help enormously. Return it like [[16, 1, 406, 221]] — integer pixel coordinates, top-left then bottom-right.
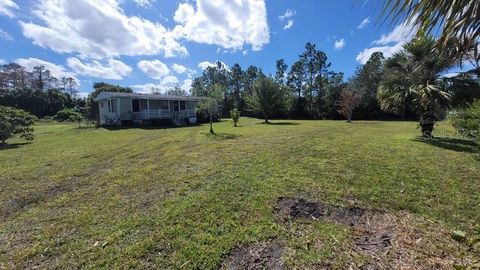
[[1, 118, 479, 269]]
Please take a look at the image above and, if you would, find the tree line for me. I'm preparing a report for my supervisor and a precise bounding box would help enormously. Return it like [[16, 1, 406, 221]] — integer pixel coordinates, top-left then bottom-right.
[[0, 63, 84, 118]]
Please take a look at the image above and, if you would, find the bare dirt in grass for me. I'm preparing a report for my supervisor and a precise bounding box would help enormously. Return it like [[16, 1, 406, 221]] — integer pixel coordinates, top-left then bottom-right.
[[272, 197, 473, 269], [220, 240, 284, 270]]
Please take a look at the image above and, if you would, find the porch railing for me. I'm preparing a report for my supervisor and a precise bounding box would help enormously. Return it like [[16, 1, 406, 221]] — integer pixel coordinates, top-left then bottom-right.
[[131, 109, 196, 120]]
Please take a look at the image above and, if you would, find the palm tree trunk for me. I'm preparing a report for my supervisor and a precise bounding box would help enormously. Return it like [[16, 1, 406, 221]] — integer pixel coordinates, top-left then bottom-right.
[[209, 115, 214, 134], [420, 113, 435, 138]]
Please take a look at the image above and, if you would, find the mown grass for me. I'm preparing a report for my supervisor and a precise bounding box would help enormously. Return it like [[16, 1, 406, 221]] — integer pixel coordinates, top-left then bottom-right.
[[0, 118, 479, 269]]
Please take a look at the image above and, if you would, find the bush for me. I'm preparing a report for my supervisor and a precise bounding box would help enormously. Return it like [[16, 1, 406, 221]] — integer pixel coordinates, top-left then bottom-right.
[[230, 108, 240, 127], [0, 106, 38, 144], [54, 108, 84, 128], [54, 108, 83, 120], [450, 100, 480, 140]]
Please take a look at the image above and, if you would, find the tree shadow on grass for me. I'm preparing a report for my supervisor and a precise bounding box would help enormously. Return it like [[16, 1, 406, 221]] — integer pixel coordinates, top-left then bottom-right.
[[103, 124, 202, 131], [206, 132, 240, 140], [412, 136, 480, 154], [0, 142, 31, 151], [256, 122, 300, 126]]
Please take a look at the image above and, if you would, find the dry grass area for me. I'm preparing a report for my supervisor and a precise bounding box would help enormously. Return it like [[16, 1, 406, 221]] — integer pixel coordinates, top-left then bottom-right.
[[0, 118, 479, 269]]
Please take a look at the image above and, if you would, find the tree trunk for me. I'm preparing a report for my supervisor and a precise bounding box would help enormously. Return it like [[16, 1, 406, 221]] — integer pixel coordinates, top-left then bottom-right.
[[401, 103, 406, 121], [264, 113, 269, 123], [347, 111, 352, 123], [209, 115, 214, 134], [419, 113, 435, 138]]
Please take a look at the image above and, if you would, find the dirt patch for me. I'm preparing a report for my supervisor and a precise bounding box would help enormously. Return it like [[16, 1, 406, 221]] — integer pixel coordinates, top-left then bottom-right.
[[274, 197, 472, 269], [1, 180, 80, 219], [220, 241, 284, 270]]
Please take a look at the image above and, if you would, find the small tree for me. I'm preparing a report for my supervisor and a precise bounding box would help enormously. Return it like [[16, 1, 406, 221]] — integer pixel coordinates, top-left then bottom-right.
[[197, 84, 224, 134], [450, 100, 480, 140], [230, 108, 240, 127], [338, 90, 361, 122], [0, 106, 38, 144], [54, 108, 84, 128], [248, 76, 284, 123]]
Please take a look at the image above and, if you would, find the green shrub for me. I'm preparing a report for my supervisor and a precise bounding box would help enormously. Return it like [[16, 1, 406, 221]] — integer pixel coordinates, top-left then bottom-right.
[[450, 100, 480, 140], [54, 108, 84, 128], [0, 106, 38, 144], [230, 108, 240, 127]]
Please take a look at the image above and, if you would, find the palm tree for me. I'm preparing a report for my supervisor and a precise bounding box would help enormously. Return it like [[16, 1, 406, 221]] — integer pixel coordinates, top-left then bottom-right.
[[378, 37, 453, 137], [380, 0, 480, 64]]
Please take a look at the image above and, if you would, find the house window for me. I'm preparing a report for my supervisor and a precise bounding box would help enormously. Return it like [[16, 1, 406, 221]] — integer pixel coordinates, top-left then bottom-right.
[[161, 101, 169, 110], [180, 101, 186, 110], [108, 99, 117, 113], [140, 100, 148, 111], [101, 102, 104, 108], [173, 101, 179, 112], [132, 99, 140, 112]]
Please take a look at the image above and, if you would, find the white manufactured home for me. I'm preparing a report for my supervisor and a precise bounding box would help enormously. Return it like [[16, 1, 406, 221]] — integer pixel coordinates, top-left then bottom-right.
[[94, 92, 203, 126]]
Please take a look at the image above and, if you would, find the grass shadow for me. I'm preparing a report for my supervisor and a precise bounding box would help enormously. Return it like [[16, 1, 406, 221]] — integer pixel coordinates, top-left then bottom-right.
[[256, 122, 300, 126], [412, 136, 479, 154], [103, 123, 202, 131], [206, 132, 240, 140], [0, 142, 31, 151]]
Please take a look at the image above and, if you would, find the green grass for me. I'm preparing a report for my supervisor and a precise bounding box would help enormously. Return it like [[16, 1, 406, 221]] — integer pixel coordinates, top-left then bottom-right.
[[0, 118, 479, 269]]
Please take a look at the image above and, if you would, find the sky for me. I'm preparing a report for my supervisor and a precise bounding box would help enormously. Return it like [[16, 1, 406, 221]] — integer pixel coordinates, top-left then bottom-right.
[[0, 0, 419, 97]]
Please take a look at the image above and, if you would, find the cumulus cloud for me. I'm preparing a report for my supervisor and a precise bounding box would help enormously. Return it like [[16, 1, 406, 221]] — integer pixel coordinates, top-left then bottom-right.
[[334, 39, 346, 50], [173, 0, 270, 51], [198, 61, 228, 71], [283, 20, 294, 30], [0, 0, 19, 17], [181, 78, 192, 92], [356, 20, 417, 64], [15, 57, 77, 80], [356, 42, 405, 64], [20, 0, 187, 58], [0, 59, 6, 65], [172, 63, 187, 74], [132, 76, 181, 93], [0, 28, 13, 40], [133, 0, 154, 7], [372, 20, 417, 46], [138, 59, 170, 79], [67, 57, 132, 80], [279, 9, 295, 20], [357, 17, 370, 29]]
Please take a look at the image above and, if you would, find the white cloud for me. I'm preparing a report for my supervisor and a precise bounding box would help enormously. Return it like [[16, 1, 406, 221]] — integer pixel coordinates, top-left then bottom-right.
[[334, 39, 346, 50], [283, 20, 294, 30], [172, 63, 187, 74], [0, 0, 19, 17], [138, 59, 170, 79], [181, 78, 192, 92], [15, 57, 77, 80], [356, 42, 405, 64], [356, 20, 417, 64], [357, 17, 370, 29], [67, 57, 132, 80], [133, 0, 154, 7], [0, 28, 13, 40], [74, 92, 89, 99], [0, 59, 6, 65], [20, 0, 187, 58], [161, 75, 178, 85], [198, 61, 228, 71], [173, 0, 269, 52], [279, 9, 295, 20], [132, 75, 181, 94], [372, 20, 417, 46]]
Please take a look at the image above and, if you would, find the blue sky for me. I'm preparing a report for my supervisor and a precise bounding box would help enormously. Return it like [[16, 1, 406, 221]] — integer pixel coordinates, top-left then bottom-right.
[[0, 0, 416, 96]]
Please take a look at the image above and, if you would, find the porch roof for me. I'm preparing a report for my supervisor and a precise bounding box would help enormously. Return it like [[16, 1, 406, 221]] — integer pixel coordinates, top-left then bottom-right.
[[94, 92, 204, 102]]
